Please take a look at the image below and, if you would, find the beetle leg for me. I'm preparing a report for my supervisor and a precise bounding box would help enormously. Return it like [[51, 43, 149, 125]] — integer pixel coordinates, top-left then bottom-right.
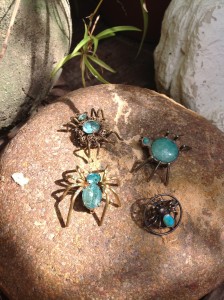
[[131, 157, 152, 173], [148, 161, 161, 182], [165, 163, 170, 186], [179, 144, 192, 151]]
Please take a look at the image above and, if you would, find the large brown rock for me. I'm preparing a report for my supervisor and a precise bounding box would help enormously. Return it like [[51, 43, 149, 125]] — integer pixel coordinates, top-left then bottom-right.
[[0, 84, 224, 300]]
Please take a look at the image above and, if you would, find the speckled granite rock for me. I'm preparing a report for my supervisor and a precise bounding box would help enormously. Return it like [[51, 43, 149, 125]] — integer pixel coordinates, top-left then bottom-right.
[[0, 85, 224, 300]]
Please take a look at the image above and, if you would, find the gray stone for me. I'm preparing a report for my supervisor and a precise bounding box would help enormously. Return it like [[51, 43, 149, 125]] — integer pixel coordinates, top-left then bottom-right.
[[154, 0, 224, 132], [0, 0, 72, 130], [0, 84, 224, 299]]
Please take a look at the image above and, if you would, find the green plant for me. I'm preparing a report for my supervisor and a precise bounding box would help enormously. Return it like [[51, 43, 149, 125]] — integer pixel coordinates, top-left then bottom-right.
[[51, 0, 148, 86]]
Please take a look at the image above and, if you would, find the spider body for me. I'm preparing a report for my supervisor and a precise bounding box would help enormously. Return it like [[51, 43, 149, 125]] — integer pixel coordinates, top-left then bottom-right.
[[61, 166, 121, 226], [67, 108, 122, 158], [132, 131, 191, 185], [144, 194, 182, 236]]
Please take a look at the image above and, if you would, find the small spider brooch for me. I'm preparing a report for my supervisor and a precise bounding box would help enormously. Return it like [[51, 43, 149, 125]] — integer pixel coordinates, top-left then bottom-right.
[[67, 108, 123, 158], [131, 131, 191, 185], [61, 166, 121, 226], [143, 194, 182, 236]]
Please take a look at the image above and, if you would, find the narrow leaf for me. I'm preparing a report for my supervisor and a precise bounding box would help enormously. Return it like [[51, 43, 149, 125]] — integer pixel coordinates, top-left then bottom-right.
[[84, 56, 109, 84], [87, 55, 116, 73], [96, 26, 141, 40], [92, 36, 99, 56], [136, 0, 149, 57], [71, 36, 91, 56], [51, 52, 81, 77]]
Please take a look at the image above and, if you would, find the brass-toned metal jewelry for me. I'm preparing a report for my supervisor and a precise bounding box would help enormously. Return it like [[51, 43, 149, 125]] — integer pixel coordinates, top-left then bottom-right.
[[67, 108, 123, 159], [143, 194, 182, 236], [60, 166, 121, 226], [131, 130, 191, 185]]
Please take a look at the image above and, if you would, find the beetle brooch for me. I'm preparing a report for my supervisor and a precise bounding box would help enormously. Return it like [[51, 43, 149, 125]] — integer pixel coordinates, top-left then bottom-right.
[[67, 108, 123, 159], [143, 194, 182, 236], [131, 131, 191, 185], [60, 166, 121, 226]]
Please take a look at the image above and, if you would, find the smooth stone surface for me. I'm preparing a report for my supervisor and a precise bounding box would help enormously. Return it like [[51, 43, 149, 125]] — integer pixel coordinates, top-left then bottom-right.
[[151, 137, 179, 163], [0, 0, 72, 130], [82, 120, 100, 134], [163, 214, 175, 228], [0, 84, 224, 300], [154, 0, 224, 132], [86, 173, 101, 184], [82, 184, 102, 210]]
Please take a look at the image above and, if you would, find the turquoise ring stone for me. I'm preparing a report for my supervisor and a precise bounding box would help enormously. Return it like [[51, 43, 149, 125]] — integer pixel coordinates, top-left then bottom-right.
[[163, 214, 175, 227], [83, 120, 100, 134], [151, 137, 179, 163], [82, 183, 102, 210]]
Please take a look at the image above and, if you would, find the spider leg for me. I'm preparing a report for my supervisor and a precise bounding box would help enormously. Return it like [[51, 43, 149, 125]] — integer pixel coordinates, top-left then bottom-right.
[[76, 166, 86, 181], [106, 131, 123, 141], [165, 163, 171, 186], [148, 161, 161, 182], [84, 139, 91, 158], [66, 121, 78, 131], [99, 191, 110, 226], [106, 185, 121, 207], [96, 141, 101, 158], [61, 184, 76, 201], [66, 186, 83, 227], [131, 157, 152, 173], [91, 108, 98, 118], [97, 109, 105, 120]]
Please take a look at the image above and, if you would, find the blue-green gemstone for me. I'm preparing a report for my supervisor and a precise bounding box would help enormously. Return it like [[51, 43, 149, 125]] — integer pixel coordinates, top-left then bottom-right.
[[142, 137, 151, 146], [78, 113, 87, 121], [82, 183, 102, 209], [151, 137, 179, 163], [163, 214, 175, 227], [82, 120, 100, 134], [86, 173, 101, 184]]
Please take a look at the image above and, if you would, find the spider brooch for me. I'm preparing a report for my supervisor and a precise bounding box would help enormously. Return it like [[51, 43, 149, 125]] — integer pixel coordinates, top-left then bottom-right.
[[143, 194, 182, 236], [131, 131, 191, 185], [61, 166, 121, 226], [67, 108, 123, 158]]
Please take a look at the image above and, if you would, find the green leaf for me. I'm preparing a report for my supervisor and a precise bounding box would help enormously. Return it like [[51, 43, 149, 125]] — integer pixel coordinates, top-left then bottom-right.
[[70, 36, 91, 56], [81, 56, 86, 87], [87, 55, 116, 73], [51, 52, 81, 77], [84, 56, 109, 84], [92, 36, 99, 56], [136, 0, 149, 56], [96, 26, 141, 40]]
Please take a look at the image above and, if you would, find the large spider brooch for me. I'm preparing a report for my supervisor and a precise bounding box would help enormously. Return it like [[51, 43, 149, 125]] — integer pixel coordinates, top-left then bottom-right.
[[131, 131, 191, 185], [60, 166, 121, 226], [143, 194, 182, 236], [67, 108, 123, 158]]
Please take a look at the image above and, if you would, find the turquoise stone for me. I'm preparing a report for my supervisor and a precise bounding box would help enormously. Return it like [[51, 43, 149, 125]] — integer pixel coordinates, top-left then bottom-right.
[[142, 137, 151, 146], [82, 183, 102, 209], [78, 113, 87, 121], [151, 137, 179, 163], [82, 120, 100, 134], [86, 173, 101, 184], [163, 214, 175, 227]]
